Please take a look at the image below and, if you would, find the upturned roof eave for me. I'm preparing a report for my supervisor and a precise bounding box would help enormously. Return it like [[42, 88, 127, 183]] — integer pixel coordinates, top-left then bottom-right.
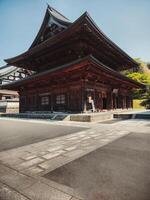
[[2, 55, 144, 90], [4, 12, 86, 64], [29, 5, 71, 49], [48, 6, 71, 25], [29, 7, 50, 49], [4, 11, 138, 68], [90, 55, 144, 88], [0, 65, 18, 79], [84, 12, 138, 67]]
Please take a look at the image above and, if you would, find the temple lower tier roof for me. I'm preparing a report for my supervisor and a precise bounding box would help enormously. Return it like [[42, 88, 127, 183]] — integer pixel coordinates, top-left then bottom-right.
[[2, 55, 144, 91]]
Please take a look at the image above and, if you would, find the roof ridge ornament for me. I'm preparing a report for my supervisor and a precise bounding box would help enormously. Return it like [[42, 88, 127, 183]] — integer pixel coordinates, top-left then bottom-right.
[[47, 3, 71, 21], [28, 4, 71, 48], [47, 3, 53, 11]]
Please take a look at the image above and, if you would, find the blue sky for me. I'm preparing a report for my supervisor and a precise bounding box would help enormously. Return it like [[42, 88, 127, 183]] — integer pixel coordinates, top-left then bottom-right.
[[0, 0, 150, 66]]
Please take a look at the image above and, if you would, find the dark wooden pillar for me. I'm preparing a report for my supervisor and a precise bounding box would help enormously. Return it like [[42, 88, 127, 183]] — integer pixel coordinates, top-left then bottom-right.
[[131, 96, 133, 108], [126, 96, 129, 109], [81, 79, 87, 113], [51, 92, 54, 112], [120, 95, 124, 109], [113, 94, 117, 109], [128, 95, 133, 109], [110, 92, 113, 110], [107, 91, 112, 110]]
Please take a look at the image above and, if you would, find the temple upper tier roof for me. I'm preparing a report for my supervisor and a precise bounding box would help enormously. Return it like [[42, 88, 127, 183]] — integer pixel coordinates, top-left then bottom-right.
[[29, 5, 72, 48], [4, 6, 138, 71]]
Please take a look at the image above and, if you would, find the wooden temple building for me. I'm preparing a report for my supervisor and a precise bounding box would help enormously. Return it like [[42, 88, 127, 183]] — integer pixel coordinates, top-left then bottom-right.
[[0, 64, 32, 112], [0, 64, 32, 85], [0, 64, 32, 100], [2, 5, 144, 113]]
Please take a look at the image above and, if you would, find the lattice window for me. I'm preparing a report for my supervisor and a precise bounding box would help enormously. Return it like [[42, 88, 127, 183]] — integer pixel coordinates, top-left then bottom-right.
[[56, 94, 65, 104], [41, 96, 49, 105]]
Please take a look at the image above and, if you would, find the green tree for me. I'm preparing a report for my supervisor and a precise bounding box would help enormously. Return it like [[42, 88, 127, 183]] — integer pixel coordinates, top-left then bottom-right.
[[140, 91, 150, 109], [127, 72, 150, 84], [124, 58, 150, 99], [147, 63, 150, 69], [127, 72, 150, 99]]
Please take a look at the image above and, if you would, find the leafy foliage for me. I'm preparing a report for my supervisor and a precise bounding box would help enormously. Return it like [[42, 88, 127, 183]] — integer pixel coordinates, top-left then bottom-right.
[[140, 92, 150, 109], [134, 58, 146, 72], [124, 58, 150, 99], [127, 72, 150, 84], [147, 63, 150, 69]]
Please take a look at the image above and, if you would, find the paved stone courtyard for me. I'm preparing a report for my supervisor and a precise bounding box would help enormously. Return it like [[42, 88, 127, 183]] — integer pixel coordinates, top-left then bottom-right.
[[0, 119, 87, 151], [0, 118, 150, 199], [45, 132, 150, 200]]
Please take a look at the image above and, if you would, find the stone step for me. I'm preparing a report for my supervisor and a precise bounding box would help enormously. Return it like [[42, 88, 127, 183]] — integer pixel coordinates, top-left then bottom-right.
[[114, 112, 150, 120], [0, 113, 56, 120], [134, 114, 150, 119], [0, 112, 113, 122]]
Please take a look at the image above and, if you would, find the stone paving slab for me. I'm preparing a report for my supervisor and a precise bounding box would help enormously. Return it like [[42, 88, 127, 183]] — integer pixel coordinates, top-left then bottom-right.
[[0, 117, 91, 128], [38, 155, 74, 173], [0, 164, 80, 200], [0, 119, 150, 200], [0, 119, 150, 178], [0, 182, 29, 200], [22, 182, 71, 200], [42, 151, 65, 160], [0, 118, 89, 152], [17, 158, 44, 170], [36, 177, 82, 200], [43, 132, 150, 200], [0, 164, 36, 191]]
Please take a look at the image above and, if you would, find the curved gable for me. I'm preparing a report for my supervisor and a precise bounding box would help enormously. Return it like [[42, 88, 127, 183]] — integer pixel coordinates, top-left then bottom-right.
[[30, 5, 72, 49]]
